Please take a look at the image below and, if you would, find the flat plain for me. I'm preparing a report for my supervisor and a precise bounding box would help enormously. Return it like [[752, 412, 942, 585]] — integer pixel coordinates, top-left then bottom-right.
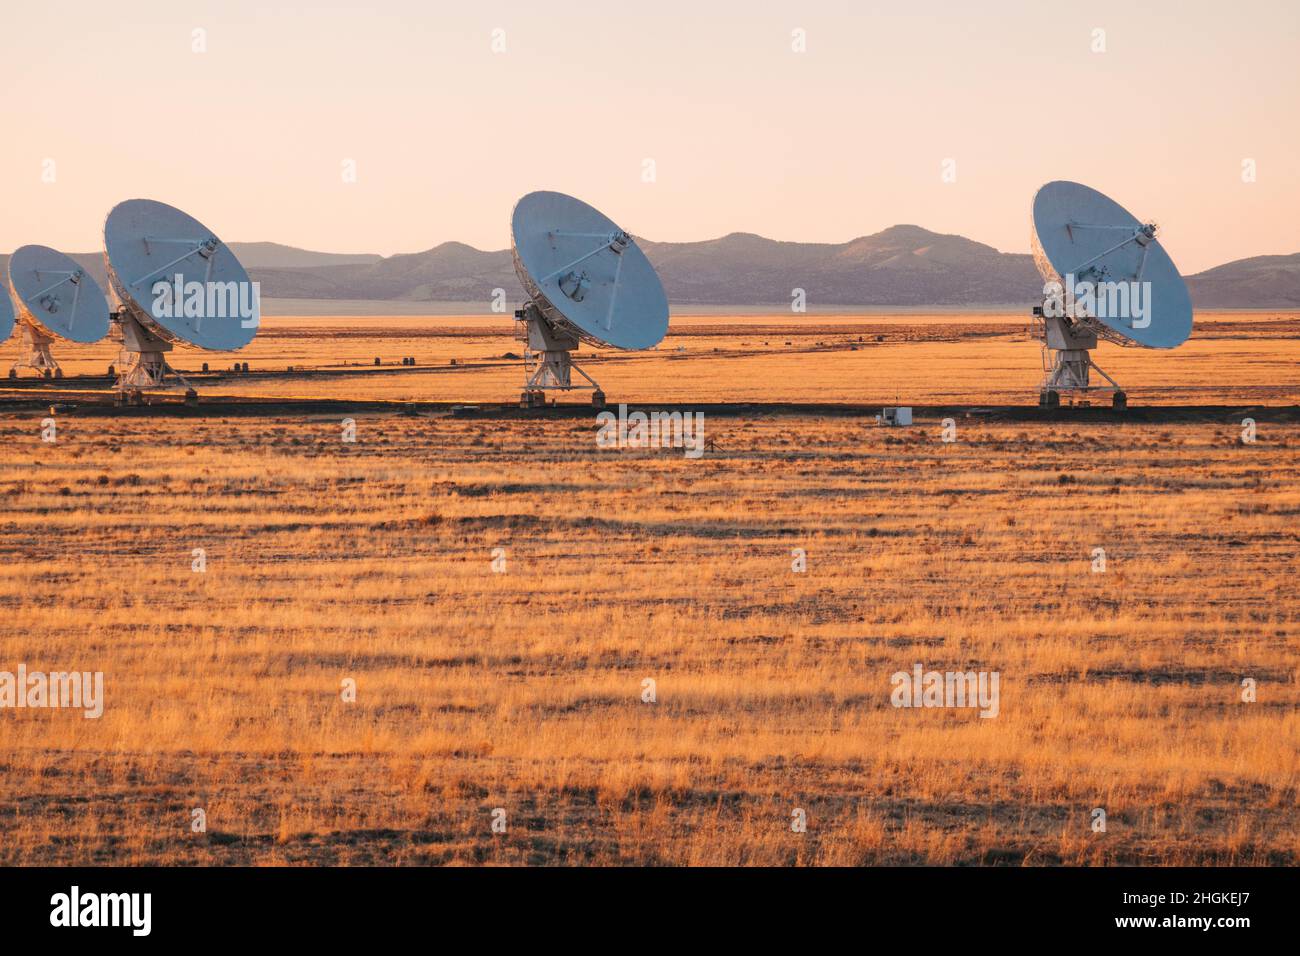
[[0, 311, 1296, 865]]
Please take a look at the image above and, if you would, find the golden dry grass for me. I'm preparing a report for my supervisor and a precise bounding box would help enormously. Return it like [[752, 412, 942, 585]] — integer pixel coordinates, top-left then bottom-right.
[[0, 313, 1296, 865], [15, 311, 1300, 406]]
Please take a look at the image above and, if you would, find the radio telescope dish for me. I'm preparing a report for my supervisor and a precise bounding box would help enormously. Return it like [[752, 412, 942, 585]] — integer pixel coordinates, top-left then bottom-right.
[[1032, 182, 1191, 349], [1028, 181, 1193, 409], [0, 275, 13, 346], [105, 199, 259, 351], [512, 192, 668, 351], [7, 245, 110, 379], [9, 246, 110, 343], [104, 199, 259, 393], [510, 191, 668, 407]]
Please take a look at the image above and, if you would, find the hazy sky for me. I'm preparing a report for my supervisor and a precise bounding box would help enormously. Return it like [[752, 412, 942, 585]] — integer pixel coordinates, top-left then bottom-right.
[[1, 0, 1296, 272]]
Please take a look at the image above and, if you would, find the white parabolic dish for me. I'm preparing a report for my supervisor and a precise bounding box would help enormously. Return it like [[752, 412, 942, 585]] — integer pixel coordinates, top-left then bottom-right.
[[1031, 181, 1192, 349], [511, 191, 668, 350], [0, 273, 14, 343], [103, 199, 258, 351], [8, 245, 110, 343]]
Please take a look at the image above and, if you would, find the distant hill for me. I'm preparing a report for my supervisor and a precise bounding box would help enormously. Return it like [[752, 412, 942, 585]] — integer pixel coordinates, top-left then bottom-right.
[[242, 226, 1044, 307], [226, 242, 380, 269], [240, 228, 1300, 309], [3, 233, 1295, 309], [640, 226, 1041, 305], [1184, 253, 1300, 309]]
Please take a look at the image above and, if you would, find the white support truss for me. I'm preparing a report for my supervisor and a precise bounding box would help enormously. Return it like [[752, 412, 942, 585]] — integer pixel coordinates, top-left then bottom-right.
[[9, 324, 62, 378], [113, 312, 192, 393], [1032, 309, 1126, 408], [514, 303, 604, 407]]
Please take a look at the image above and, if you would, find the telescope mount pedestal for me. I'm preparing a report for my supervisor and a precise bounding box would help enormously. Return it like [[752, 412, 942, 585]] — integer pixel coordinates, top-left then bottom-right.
[[1033, 308, 1126, 410], [114, 312, 194, 399], [515, 303, 604, 409], [8, 325, 62, 379]]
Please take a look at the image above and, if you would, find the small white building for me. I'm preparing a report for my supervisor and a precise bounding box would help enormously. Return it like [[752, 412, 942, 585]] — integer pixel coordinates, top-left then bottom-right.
[[877, 406, 913, 426]]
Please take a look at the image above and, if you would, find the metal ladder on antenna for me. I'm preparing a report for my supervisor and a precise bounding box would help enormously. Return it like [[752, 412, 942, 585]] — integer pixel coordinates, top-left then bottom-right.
[[1031, 311, 1053, 373], [514, 313, 540, 382]]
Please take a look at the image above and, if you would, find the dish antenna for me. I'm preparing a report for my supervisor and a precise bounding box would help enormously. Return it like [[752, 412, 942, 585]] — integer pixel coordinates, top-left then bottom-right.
[[1030, 181, 1192, 409], [6, 245, 111, 379], [0, 272, 14, 349], [103, 199, 259, 394], [510, 191, 668, 408]]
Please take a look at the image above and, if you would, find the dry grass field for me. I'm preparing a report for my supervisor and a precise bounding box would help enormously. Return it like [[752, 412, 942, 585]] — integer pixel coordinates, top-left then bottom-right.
[[0, 312, 1296, 865], [19, 310, 1300, 406]]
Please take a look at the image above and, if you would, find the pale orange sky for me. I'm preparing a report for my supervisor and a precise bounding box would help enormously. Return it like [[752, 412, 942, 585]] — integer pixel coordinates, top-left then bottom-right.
[[1, 0, 1296, 273]]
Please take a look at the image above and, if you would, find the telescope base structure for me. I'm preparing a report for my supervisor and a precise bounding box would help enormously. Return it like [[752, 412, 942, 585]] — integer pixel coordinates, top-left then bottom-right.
[[1034, 311, 1127, 410], [8, 325, 63, 379], [515, 304, 605, 409], [114, 314, 194, 397]]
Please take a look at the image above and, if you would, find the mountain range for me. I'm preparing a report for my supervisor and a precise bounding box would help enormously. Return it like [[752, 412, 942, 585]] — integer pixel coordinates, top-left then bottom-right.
[[2, 229, 1295, 309]]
